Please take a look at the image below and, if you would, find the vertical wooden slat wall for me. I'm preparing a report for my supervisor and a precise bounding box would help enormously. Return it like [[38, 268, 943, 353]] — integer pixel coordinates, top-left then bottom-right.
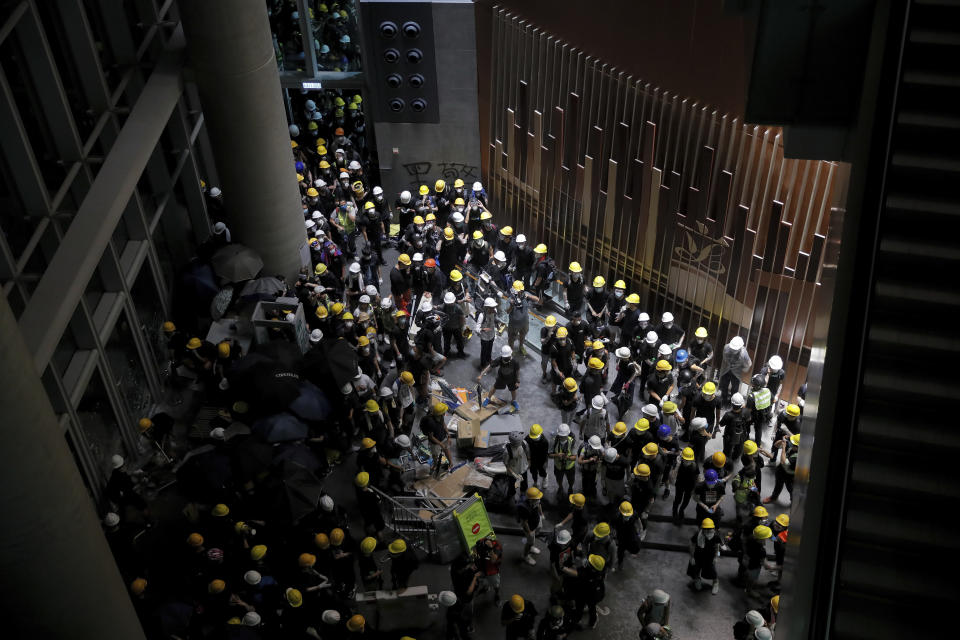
[[485, 8, 846, 397]]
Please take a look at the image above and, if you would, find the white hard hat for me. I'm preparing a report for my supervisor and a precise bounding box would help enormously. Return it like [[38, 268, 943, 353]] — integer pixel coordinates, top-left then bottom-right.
[[494, 250, 507, 262], [341, 382, 353, 394], [501, 345, 513, 357], [209, 187, 221, 197], [335, 148, 345, 155], [642, 404, 659, 416], [443, 292, 456, 304], [588, 435, 603, 450], [658, 344, 672, 356], [213, 221, 226, 234], [289, 124, 300, 137], [309, 329, 323, 343], [729, 336, 745, 351], [340, 34, 351, 44], [243, 612, 261, 627], [373, 186, 383, 195], [746, 610, 765, 628], [615, 346, 631, 359], [379, 386, 394, 398], [638, 312, 650, 322], [380, 297, 393, 309], [768, 355, 783, 371], [412, 252, 423, 262], [210, 427, 226, 440], [285, 313, 296, 322], [420, 300, 432, 312], [322, 610, 341, 624], [484, 297, 497, 307], [305, 99, 316, 111], [314, 179, 325, 188], [365, 285, 378, 296], [645, 331, 659, 344], [395, 434, 411, 448], [320, 44, 330, 53], [111, 454, 124, 469], [558, 423, 571, 437], [754, 628, 773, 640], [400, 190, 412, 203], [691, 416, 708, 430], [103, 512, 120, 527], [438, 591, 458, 607], [349, 262, 361, 273], [320, 495, 334, 512], [305, 220, 316, 229], [662, 311, 674, 323], [604, 447, 618, 463], [472, 181, 483, 191], [591, 395, 605, 410], [731, 392, 745, 407], [651, 589, 670, 604], [244, 570, 262, 585], [451, 212, 464, 223], [555, 529, 572, 544], [516, 234, 526, 243], [311, 210, 323, 220], [348, 160, 361, 170], [359, 295, 371, 304]]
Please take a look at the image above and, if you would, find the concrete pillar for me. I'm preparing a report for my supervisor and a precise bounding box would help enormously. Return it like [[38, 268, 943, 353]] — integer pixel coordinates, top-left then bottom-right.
[[0, 294, 146, 639], [180, 0, 306, 281]]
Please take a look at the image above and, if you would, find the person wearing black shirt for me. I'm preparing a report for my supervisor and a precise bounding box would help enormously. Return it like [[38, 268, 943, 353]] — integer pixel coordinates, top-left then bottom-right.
[[440, 292, 467, 358], [645, 360, 674, 405], [586, 276, 609, 323], [565, 311, 588, 362], [421, 402, 451, 478], [720, 396, 751, 467], [694, 469, 726, 524], [540, 318, 558, 382], [691, 383, 722, 434], [673, 448, 699, 525], [687, 519, 722, 593], [525, 425, 550, 489], [479, 345, 522, 411], [564, 263, 586, 315], [568, 554, 607, 630], [501, 596, 538, 640], [655, 311, 685, 349], [513, 234, 535, 283], [438, 228, 460, 275], [387, 539, 420, 590], [390, 255, 412, 311], [496, 227, 517, 265], [550, 329, 576, 385], [688, 326, 715, 377]]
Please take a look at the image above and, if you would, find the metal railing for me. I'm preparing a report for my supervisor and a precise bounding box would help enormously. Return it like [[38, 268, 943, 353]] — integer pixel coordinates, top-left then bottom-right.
[[371, 487, 472, 559]]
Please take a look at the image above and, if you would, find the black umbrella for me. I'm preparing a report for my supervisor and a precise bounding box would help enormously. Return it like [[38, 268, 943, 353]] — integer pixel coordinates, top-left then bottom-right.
[[181, 262, 218, 301], [252, 340, 303, 370], [288, 381, 331, 421], [211, 244, 264, 283], [174, 447, 234, 502], [273, 442, 323, 473], [230, 439, 274, 482], [251, 363, 302, 412], [252, 412, 309, 443], [240, 276, 286, 300], [268, 461, 325, 524]]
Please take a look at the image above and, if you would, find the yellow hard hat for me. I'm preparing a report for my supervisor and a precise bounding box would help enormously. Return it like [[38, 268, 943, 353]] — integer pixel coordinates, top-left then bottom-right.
[[612, 421, 627, 436], [613, 279, 626, 289], [400, 371, 415, 385], [786, 404, 801, 417], [364, 201, 375, 210], [346, 614, 365, 632], [208, 579, 226, 594], [306, 187, 319, 197], [744, 440, 758, 455], [619, 501, 634, 516], [419, 185, 429, 196], [138, 417, 153, 432], [701, 518, 715, 529], [642, 442, 659, 457], [529, 424, 543, 439], [681, 447, 695, 461], [510, 594, 525, 613], [533, 243, 547, 254], [434, 179, 446, 192], [776, 514, 790, 527], [771, 594, 780, 613], [315, 305, 328, 319], [563, 377, 578, 392], [556, 327, 568, 338], [444, 227, 454, 239], [712, 451, 726, 467], [250, 545, 267, 561], [454, 197, 465, 206], [314, 533, 330, 549], [130, 578, 147, 595], [398, 253, 411, 266], [662, 401, 677, 414], [592, 275, 605, 287], [588, 554, 606, 571], [361, 537, 377, 555], [187, 533, 204, 547], [695, 326, 708, 338], [341, 312, 354, 321], [790, 433, 801, 446], [702, 381, 717, 395], [449, 269, 463, 282], [626, 293, 640, 304], [634, 418, 650, 432], [187, 337, 202, 350], [544, 315, 557, 327], [162, 321, 176, 333], [433, 401, 448, 416], [592, 340, 604, 350], [212, 503, 230, 517], [753, 505, 769, 518], [526, 486, 543, 500], [501, 226, 514, 236], [388, 539, 407, 554], [286, 588, 303, 608], [413, 215, 425, 225], [633, 463, 651, 477], [569, 493, 586, 507], [331, 528, 345, 546], [357, 335, 370, 347], [588, 357, 604, 370], [472, 230, 484, 240], [317, 145, 327, 155], [480, 211, 493, 220], [217, 342, 231, 358], [361, 436, 376, 449], [512, 280, 524, 291], [355, 471, 370, 488], [291, 140, 298, 149], [308, 121, 319, 130], [298, 552, 316, 567], [569, 261, 582, 273], [656, 359, 672, 372], [352, 181, 365, 192], [593, 522, 610, 538], [753, 525, 773, 540], [334, 97, 346, 107], [319, 160, 330, 169]]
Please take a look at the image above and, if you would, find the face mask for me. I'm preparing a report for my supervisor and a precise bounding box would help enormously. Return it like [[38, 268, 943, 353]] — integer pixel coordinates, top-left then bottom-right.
[[704, 530, 715, 539], [664, 322, 673, 329], [361, 348, 370, 355], [615, 291, 623, 298], [345, 322, 353, 329]]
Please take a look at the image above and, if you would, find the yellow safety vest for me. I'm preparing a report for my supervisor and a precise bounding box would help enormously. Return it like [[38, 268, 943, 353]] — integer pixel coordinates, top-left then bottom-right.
[[752, 388, 771, 411]]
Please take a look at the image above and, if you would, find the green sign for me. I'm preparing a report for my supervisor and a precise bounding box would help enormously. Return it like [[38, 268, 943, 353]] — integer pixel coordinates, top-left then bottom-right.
[[453, 494, 495, 551]]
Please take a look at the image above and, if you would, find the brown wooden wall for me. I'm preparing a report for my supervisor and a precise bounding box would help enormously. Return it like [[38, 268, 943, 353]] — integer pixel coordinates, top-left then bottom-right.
[[485, 7, 850, 398]]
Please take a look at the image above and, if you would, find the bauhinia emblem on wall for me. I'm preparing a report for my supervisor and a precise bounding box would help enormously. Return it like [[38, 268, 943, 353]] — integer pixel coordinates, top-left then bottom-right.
[[673, 221, 729, 276]]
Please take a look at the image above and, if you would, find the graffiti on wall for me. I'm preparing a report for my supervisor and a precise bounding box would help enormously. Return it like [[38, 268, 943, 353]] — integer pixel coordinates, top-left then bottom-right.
[[403, 162, 480, 189]]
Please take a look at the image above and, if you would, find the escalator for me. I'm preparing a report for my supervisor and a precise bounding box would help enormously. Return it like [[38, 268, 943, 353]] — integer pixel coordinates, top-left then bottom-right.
[[825, 0, 960, 637]]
